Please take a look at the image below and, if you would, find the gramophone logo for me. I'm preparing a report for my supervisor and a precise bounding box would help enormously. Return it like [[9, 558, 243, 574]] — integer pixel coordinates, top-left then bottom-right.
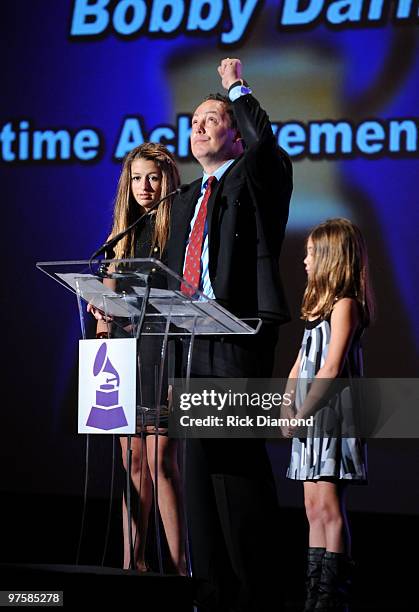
[[78, 338, 136, 434], [86, 342, 128, 430]]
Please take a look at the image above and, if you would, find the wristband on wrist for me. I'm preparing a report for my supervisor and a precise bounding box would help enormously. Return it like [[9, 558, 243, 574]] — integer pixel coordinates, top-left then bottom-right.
[[228, 79, 248, 90], [96, 331, 109, 339]]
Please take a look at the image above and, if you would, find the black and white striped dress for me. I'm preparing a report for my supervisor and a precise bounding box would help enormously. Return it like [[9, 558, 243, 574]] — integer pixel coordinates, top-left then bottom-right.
[[286, 316, 367, 482]]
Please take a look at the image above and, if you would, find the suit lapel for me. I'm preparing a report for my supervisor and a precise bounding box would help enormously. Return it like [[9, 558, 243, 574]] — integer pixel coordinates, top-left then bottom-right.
[[206, 177, 222, 245], [207, 156, 241, 248], [169, 180, 202, 276]]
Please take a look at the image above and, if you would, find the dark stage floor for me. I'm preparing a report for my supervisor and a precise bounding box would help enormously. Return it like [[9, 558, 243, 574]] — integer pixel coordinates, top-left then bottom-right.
[[0, 492, 413, 610]]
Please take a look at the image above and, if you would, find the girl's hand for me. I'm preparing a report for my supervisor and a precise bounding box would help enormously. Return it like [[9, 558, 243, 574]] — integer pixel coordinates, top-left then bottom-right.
[[280, 405, 296, 438], [87, 303, 113, 322]]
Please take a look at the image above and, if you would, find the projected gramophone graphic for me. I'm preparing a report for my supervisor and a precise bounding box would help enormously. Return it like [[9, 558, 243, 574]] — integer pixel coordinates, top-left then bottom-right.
[[86, 342, 128, 430]]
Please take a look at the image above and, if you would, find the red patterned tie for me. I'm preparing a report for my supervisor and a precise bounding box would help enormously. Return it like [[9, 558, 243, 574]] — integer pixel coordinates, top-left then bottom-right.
[[181, 176, 215, 296]]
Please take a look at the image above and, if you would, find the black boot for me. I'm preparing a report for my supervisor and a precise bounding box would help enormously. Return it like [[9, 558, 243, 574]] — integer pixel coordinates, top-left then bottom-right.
[[314, 551, 353, 611], [303, 547, 326, 611]]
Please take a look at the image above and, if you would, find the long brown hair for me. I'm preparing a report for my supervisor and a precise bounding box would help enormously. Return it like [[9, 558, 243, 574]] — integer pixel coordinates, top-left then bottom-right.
[[109, 143, 180, 259], [301, 218, 374, 326]]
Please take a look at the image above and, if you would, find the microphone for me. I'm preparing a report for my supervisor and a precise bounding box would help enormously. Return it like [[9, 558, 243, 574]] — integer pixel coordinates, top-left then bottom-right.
[[88, 183, 189, 272], [176, 183, 190, 196]]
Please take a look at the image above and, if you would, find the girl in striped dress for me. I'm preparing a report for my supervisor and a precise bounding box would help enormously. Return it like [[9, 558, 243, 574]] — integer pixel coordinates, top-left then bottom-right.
[[285, 218, 374, 611]]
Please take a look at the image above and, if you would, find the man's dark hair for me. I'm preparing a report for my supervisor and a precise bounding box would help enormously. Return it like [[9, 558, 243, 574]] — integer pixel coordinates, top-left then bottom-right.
[[204, 93, 238, 131]]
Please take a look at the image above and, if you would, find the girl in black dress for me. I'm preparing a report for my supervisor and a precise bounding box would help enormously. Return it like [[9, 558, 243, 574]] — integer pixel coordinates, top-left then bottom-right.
[[92, 143, 186, 574]]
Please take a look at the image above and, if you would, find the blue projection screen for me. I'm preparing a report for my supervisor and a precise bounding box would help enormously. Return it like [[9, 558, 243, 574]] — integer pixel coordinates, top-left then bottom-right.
[[2, 1, 418, 510]]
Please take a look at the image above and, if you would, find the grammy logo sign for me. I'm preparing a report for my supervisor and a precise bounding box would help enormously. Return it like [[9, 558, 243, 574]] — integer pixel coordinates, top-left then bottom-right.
[[78, 338, 136, 434]]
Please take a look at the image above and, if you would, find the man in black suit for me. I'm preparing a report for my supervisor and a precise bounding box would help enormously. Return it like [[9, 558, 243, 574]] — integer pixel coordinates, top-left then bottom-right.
[[168, 58, 292, 611]]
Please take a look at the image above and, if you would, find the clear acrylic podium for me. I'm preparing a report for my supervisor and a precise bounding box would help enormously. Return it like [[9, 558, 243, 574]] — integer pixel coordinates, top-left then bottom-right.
[[36, 257, 260, 574]]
